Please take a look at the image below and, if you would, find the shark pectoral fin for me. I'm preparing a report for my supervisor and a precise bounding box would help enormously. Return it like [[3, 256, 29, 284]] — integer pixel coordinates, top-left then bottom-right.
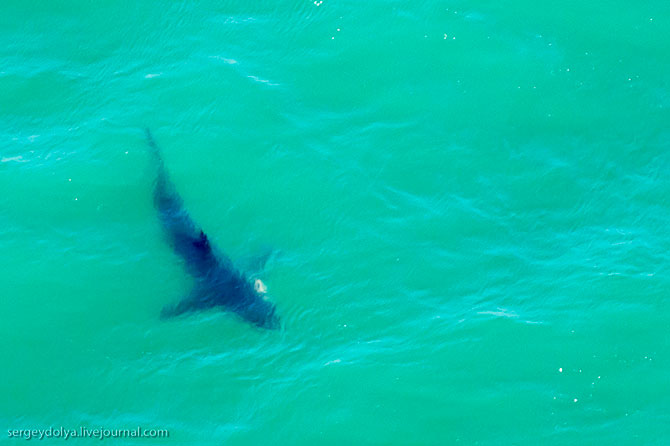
[[237, 246, 277, 276], [160, 299, 194, 319], [160, 285, 212, 319]]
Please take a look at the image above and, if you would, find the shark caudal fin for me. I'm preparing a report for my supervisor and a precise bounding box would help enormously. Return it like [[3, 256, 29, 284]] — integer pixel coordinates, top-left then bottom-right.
[[145, 128, 179, 210], [145, 128, 164, 165]]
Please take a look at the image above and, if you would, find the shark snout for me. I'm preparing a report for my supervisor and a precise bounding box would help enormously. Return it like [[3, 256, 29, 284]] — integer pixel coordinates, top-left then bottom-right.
[[261, 309, 281, 330], [247, 302, 280, 330], [245, 299, 280, 330]]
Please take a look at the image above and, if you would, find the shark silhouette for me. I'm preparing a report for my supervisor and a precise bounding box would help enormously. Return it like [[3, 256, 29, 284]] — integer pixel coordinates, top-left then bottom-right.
[[146, 129, 279, 329]]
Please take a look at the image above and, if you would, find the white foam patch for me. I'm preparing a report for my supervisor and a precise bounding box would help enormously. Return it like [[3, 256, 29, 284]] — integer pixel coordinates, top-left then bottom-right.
[[209, 55, 238, 65], [477, 308, 518, 318], [1, 155, 27, 163], [247, 75, 278, 86]]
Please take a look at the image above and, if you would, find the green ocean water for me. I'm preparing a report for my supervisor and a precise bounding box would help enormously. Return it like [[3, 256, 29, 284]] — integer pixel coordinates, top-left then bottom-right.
[[1, 0, 669, 444]]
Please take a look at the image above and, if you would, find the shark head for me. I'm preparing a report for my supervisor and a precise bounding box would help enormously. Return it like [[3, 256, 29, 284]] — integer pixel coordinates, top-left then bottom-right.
[[228, 278, 280, 329], [238, 292, 280, 329]]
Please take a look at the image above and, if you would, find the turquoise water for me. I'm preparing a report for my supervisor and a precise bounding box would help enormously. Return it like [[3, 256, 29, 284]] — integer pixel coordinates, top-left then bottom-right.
[[2, 0, 669, 444]]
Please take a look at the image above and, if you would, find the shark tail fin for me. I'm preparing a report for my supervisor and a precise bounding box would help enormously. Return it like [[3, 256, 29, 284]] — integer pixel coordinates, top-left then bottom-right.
[[145, 128, 164, 165], [145, 128, 157, 150]]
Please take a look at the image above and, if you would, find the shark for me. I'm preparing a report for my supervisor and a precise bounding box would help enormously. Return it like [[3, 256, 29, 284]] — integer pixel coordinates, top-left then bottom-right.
[[146, 129, 280, 329]]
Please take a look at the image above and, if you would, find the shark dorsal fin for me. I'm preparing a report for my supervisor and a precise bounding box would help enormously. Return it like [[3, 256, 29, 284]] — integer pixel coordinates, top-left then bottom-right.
[[192, 230, 211, 251]]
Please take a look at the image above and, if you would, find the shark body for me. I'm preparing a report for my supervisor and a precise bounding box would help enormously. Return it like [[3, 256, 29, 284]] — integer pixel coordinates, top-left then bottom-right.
[[146, 129, 279, 329]]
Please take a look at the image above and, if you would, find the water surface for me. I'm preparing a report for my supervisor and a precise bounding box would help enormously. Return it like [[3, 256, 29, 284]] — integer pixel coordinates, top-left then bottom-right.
[[1, 0, 669, 444]]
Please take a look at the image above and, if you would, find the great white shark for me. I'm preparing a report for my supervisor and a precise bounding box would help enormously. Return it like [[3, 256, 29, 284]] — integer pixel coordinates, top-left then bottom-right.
[[146, 129, 280, 329]]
